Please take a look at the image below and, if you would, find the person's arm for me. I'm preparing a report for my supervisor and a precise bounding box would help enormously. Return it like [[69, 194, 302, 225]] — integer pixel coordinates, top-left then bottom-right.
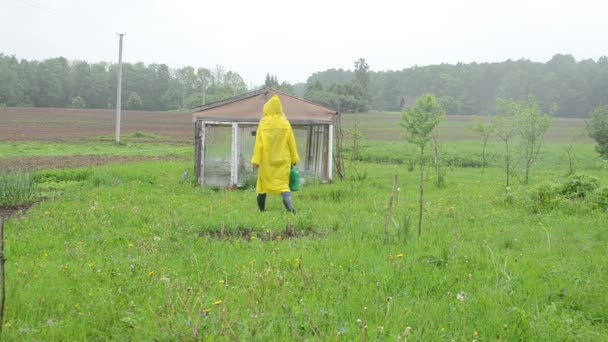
[[251, 125, 263, 170], [287, 125, 300, 165]]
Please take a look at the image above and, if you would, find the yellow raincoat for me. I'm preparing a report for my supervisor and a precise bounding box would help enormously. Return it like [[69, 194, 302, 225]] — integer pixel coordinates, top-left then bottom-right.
[[251, 95, 300, 195]]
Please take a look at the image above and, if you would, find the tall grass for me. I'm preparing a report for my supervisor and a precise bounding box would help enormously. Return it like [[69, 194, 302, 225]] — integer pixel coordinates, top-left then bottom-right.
[[0, 172, 37, 207], [2, 159, 607, 340]]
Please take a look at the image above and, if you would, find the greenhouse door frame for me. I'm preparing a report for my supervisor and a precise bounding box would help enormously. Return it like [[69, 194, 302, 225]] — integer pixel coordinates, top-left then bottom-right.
[[196, 121, 251, 187]]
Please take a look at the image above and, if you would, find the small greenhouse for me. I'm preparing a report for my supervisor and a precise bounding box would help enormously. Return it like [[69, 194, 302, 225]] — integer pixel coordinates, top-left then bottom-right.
[[192, 88, 339, 188]]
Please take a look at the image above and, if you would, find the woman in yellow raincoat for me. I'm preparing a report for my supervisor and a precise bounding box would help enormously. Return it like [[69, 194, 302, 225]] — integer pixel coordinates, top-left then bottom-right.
[[251, 95, 300, 213]]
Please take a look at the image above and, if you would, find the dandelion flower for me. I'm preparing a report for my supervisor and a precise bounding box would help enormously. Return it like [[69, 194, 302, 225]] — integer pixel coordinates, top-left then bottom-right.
[[219, 279, 225, 284], [396, 253, 404, 259]]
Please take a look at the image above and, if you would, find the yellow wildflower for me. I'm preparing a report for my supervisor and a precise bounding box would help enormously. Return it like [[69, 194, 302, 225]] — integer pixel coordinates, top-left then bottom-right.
[[212, 300, 222, 306]]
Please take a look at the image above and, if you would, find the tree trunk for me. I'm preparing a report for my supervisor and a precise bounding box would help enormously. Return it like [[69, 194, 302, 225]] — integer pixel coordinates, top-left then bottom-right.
[[433, 125, 440, 185]]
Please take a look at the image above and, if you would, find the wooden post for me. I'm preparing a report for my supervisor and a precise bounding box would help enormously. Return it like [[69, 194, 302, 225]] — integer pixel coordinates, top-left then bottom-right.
[[384, 175, 398, 245], [0, 216, 5, 336]]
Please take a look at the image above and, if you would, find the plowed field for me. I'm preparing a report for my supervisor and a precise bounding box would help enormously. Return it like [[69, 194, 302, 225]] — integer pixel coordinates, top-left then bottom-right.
[[0, 107, 192, 142], [1, 107, 193, 172]]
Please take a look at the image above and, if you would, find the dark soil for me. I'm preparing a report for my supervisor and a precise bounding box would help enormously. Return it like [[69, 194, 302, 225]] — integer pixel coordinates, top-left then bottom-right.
[[0, 155, 188, 172]]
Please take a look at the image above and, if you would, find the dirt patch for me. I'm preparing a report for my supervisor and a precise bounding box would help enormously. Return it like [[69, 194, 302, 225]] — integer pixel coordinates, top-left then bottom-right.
[[0, 203, 34, 220], [0, 155, 189, 172], [198, 223, 322, 242]]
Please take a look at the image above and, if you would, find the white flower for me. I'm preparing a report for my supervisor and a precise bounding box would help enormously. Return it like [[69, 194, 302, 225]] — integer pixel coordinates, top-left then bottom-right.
[[457, 291, 467, 302]]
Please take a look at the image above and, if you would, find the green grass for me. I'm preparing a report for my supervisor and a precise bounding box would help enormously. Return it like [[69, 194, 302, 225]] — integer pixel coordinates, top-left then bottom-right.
[[3, 152, 608, 340], [0, 172, 38, 206], [0, 141, 191, 159], [341, 112, 593, 143]]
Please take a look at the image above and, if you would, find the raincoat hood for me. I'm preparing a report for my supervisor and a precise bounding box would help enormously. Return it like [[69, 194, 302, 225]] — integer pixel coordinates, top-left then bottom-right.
[[263, 95, 285, 117]]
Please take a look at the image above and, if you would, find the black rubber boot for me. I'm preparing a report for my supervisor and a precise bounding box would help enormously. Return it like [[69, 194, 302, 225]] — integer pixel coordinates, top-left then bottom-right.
[[282, 192, 296, 214], [257, 194, 266, 212]]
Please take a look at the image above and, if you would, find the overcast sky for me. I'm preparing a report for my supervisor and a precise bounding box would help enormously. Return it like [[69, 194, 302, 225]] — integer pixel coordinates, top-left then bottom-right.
[[1, 0, 607, 86]]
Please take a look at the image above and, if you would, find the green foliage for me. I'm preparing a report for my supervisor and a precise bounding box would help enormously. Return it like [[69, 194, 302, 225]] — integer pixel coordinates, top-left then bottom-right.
[[515, 96, 553, 183], [32, 168, 93, 183], [590, 186, 608, 210], [560, 173, 601, 199], [347, 120, 365, 161], [0, 172, 38, 206], [526, 173, 605, 212], [401, 93, 445, 236], [401, 93, 445, 146], [303, 58, 371, 112], [309, 53, 608, 117], [587, 104, 608, 158], [3, 157, 608, 340], [470, 116, 492, 168], [126, 91, 142, 109], [70, 96, 86, 108], [2, 53, 608, 115], [527, 181, 562, 210], [0, 54, 248, 111]]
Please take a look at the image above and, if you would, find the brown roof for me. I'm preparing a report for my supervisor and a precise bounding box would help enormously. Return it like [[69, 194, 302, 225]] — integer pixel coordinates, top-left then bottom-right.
[[192, 88, 338, 124]]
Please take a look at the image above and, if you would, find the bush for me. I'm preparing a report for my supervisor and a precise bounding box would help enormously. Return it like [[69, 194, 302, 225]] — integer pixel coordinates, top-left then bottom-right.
[[0, 172, 38, 206], [527, 182, 561, 211], [590, 186, 608, 211], [559, 173, 600, 199], [526, 173, 607, 212]]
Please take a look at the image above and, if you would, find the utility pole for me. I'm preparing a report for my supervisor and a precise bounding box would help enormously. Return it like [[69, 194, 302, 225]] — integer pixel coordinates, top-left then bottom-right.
[[115, 33, 126, 144]]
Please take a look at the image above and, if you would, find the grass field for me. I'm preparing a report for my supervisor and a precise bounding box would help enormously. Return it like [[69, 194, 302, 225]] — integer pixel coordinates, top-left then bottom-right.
[[341, 112, 593, 144], [1, 108, 607, 340]]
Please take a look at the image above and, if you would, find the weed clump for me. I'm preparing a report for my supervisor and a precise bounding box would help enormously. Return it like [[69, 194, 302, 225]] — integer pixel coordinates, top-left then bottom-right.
[[526, 173, 606, 212], [0, 172, 38, 206]]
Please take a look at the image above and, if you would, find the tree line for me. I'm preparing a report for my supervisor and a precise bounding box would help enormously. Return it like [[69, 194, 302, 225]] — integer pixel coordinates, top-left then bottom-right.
[[1, 53, 607, 118], [0, 54, 249, 111], [306, 54, 608, 118]]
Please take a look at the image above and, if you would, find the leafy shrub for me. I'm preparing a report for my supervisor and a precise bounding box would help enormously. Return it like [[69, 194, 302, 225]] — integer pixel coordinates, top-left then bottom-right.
[[88, 170, 118, 187], [33, 168, 92, 183], [443, 155, 485, 168], [406, 158, 416, 172], [0, 172, 38, 206], [526, 173, 607, 212], [559, 173, 600, 199], [590, 186, 608, 211], [528, 182, 561, 208]]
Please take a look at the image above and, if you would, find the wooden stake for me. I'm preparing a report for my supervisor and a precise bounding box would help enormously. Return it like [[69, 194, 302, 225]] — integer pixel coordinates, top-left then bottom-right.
[[384, 175, 398, 245]]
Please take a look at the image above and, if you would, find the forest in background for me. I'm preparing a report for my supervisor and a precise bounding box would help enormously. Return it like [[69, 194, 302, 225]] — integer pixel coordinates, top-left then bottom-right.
[[1, 53, 607, 117]]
